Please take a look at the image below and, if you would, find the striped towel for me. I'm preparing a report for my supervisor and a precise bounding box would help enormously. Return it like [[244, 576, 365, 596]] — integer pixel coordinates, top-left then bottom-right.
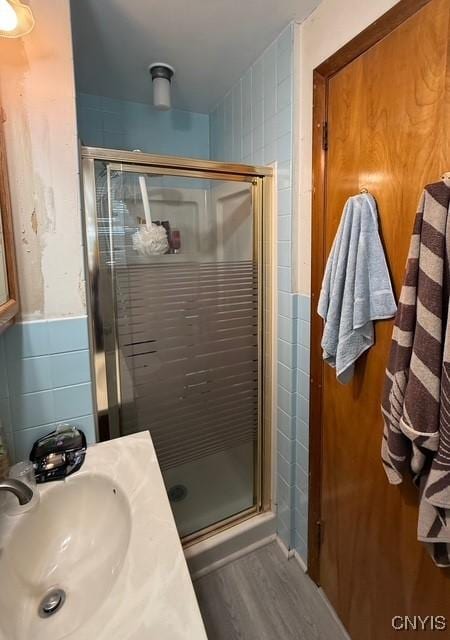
[[381, 180, 450, 567]]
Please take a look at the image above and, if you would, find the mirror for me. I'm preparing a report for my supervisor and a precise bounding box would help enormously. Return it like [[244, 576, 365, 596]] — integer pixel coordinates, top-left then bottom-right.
[[0, 114, 19, 332]]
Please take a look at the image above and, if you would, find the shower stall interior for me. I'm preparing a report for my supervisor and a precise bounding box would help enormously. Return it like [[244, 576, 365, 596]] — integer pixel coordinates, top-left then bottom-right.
[[81, 147, 273, 543]]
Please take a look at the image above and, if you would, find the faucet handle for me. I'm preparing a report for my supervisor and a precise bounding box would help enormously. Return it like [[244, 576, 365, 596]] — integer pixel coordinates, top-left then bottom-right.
[[30, 425, 87, 483]]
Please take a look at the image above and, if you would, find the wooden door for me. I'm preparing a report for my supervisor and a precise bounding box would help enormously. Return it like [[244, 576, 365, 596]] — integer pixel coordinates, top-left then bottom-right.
[[311, 1, 450, 638]]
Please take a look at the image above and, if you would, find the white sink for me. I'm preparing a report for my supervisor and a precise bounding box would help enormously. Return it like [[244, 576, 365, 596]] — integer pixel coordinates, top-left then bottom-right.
[[0, 473, 131, 640], [0, 432, 207, 640]]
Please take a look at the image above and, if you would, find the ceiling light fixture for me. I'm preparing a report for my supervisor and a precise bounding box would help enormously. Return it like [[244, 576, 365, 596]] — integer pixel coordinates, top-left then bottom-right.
[[148, 63, 175, 111], [0, 0, 34, 38]]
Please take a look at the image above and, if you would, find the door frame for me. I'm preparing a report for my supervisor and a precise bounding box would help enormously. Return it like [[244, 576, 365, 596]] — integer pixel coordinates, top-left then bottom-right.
[[308, 0, 433, 584]]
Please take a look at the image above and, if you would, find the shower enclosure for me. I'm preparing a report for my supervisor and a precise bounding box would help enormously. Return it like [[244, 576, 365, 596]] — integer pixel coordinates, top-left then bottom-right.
[[81, 147, 273, 543]]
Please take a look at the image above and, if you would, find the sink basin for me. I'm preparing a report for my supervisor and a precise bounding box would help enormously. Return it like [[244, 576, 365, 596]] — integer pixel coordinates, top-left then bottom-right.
[[0, 432, 206, 640], [0, 472, 131, 640]]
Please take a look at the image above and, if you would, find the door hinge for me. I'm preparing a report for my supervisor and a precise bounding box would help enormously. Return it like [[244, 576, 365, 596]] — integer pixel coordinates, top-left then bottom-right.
[[317, 519, 324, 547], [322, 121, 328, 151]]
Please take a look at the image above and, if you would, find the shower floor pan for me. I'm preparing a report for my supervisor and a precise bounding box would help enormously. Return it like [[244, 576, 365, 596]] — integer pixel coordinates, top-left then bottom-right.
[[164, 442, 254, 539]]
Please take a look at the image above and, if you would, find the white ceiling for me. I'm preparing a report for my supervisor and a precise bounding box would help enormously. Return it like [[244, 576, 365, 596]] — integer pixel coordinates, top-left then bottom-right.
[[70, 0, 320, 113]]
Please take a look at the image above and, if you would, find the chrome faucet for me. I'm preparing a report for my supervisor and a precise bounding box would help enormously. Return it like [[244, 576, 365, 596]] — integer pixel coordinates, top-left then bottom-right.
[[0, 478, 33, 505]]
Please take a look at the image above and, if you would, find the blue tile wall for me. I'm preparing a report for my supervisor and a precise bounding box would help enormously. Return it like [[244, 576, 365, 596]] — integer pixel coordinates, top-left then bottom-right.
[[209, 23, 309, 555], [294, 294, 311, 561], [274, 292, 311, 560], [0, 317, 95, 464], [77, 93, 210, 160]]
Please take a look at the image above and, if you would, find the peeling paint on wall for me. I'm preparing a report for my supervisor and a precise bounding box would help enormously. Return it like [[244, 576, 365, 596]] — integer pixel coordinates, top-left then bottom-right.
[[0, 0, 85, 320], [30, 210, 38, 234]]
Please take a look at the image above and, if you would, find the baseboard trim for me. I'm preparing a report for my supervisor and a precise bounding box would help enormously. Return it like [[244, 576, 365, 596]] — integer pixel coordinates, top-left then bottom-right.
[[275, 534, 295, 559], [277, 537, 349, 639], [317, 587, 352, 640], [276, 536, 308, 572], [293, 549, 308, 572]]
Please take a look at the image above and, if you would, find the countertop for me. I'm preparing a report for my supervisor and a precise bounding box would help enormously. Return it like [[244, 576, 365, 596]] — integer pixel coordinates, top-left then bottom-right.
[[73, 431, 207, 640], [0, 431, 207, 640]]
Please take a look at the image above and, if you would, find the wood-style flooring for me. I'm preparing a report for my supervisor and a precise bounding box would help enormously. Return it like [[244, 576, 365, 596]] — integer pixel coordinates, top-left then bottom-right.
[[194, 541, 349, 640]]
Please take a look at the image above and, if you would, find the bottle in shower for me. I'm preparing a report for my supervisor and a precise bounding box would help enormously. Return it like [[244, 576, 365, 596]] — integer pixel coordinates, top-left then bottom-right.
[[171, 229, 181, 253]]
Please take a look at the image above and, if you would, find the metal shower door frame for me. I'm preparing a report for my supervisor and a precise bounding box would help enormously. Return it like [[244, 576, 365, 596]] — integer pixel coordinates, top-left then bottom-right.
[[80, 147, 273, 543]]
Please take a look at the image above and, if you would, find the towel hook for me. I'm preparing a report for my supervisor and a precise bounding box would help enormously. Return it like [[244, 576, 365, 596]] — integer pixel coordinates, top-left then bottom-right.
[[359, 185, 369, 194], [443, 172, 450, 187]]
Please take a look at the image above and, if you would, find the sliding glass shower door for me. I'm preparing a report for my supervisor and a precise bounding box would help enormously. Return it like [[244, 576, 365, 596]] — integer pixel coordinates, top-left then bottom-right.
[[82, 150, 269, 541]]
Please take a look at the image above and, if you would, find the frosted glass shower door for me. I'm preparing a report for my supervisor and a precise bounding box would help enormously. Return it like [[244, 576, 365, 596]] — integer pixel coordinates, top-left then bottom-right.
[[103, 166, 262, 539]]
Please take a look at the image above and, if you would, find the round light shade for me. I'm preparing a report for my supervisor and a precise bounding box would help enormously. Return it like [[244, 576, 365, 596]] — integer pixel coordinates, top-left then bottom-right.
[[0, 0, 34, 38], [149, 63, 175, 111]]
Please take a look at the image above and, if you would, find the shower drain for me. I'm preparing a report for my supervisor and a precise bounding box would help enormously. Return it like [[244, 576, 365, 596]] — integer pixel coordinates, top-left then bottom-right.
[[168, 484, 188, 503], [38, 588, 66, 618]]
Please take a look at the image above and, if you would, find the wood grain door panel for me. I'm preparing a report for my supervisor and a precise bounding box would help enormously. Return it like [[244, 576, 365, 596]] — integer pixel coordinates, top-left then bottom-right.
[[318, 1, 450, 638]]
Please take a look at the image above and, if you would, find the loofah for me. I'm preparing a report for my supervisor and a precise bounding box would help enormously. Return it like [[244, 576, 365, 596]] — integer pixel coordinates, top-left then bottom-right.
[[132, 223, 169, 256]]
